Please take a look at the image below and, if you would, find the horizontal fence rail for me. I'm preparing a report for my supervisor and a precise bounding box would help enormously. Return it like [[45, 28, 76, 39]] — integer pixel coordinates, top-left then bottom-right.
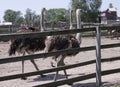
[[33, 68, 120, 87], [0, 56, 120, 81], [0, 26, 120, 41], [0, 25, 120, 86], [0, 28, 96, 41], [0, 43, 119, 64]]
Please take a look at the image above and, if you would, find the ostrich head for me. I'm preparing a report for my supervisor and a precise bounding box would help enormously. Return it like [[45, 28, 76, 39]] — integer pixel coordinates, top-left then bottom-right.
[[75, 9, 82, 45], [40, 8, 46, 32]]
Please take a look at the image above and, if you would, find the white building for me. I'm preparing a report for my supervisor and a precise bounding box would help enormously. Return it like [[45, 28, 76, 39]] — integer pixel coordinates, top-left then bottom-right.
[[100, 7, 117, 24], [0, 22, 12, 26]]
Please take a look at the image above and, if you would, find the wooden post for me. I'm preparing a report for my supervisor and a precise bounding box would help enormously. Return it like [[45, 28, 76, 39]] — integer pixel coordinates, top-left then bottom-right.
[[9, 25, 13, 33], [96, 26, 101, 87]]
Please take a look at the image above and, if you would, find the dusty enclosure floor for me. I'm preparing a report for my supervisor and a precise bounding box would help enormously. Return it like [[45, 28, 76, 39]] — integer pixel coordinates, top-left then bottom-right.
[[0, 37, 120, 87]]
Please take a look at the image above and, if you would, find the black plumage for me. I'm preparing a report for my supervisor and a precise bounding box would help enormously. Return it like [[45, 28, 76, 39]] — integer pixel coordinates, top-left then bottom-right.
[[9, 37, 46, 55], [9, 39, 23, 56], [47, 35, 70, 52], [45, 34, 80, 66], [8, 26, 46, 79], [47, 35, 79, 55]]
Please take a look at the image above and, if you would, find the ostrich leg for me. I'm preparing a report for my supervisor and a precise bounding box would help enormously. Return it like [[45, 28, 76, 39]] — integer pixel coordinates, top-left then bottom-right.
[[30, 59, 39, 70], [59, 55, 68, 80], [54, 70, 59, 81], [21, 52, 27, 80], [21, 52, 45, 80], [30, 59, 46, 77], [54, 55, 68, 81]]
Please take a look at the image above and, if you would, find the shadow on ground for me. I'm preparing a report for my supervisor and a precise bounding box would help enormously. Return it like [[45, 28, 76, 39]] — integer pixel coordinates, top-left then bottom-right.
[[30, 72, 85, 82], [72, 82, 113, 87]]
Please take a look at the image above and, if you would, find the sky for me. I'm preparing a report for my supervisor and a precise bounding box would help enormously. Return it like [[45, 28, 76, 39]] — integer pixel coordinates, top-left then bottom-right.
[[0, 0, 120, 22]]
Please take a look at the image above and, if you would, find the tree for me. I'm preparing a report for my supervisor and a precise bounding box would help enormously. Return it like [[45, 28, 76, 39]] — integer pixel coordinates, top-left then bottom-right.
[[46, 8, 69, 23], [33, 15, 40, 27], [109, 3, 113, 8], [14, 11, 24, 26], [89, 0, 102, 11], [70, 0, 102, 22], [24, 8, 36, 26], [15, 16, 24, 26], [4, 9, 24, 26], [70, 0, 89, 11], [4, 9, 40, 27]]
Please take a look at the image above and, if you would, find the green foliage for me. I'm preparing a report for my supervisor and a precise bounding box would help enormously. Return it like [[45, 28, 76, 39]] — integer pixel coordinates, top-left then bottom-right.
[[33, 15, 40, 27], [70, 0, 102, 22], [15, 16, 24, 26], [109, 3, 113, 8], [46, 8, 69, 23], [3, 8, 40, 27], [71, 0, 89, 11], [24, 8, 34, 25], [4, 9, 24, 25], [89, 0, 102, 11], [3, 1, 102, 27], [82, 10, 98, 22]]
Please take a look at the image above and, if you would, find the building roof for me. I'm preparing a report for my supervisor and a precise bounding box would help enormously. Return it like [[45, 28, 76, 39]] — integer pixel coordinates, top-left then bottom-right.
[[108, 7, 117, 12]]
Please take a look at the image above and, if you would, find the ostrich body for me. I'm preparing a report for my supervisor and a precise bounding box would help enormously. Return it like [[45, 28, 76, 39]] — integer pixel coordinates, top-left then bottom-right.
[[46, 35, 80, 61], [45, 34, 80, 81], [41, 8, 82, 81], [9, 26, 46, 79]]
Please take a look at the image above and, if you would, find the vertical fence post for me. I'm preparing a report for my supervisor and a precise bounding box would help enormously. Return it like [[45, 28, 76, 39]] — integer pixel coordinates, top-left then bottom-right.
[[96, 26, 101, 87]]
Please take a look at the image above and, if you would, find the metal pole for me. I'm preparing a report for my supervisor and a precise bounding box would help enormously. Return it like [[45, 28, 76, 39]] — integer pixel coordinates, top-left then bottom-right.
[[96, 26, 101, 87]]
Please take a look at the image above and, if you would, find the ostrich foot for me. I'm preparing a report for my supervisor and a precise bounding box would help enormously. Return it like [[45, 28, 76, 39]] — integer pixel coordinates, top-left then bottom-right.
[[67, 83, 73, 85], [21, 77, 27, 80], [21, 75, 46, 80], [51, 61, 56, 67], [40, 74, 46, 77]]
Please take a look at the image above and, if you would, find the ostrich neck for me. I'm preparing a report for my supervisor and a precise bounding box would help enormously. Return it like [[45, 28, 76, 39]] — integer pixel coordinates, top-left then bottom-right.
[[69, 9, 73, 29], [76, 15, 81, 45], [40, 9, 45, 32], [76, 9, 82, 45], [76, 13, 81, 29], [75, 33, 81, 44]]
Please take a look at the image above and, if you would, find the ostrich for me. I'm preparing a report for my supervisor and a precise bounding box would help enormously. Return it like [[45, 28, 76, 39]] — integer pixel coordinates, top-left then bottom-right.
[[41, 8, 82, 81], [50, 9, 82, 67], [8, 25, 46, 79]]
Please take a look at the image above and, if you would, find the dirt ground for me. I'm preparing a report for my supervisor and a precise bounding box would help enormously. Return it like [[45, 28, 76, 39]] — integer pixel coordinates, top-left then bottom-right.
[[0, 37, 120, 87]]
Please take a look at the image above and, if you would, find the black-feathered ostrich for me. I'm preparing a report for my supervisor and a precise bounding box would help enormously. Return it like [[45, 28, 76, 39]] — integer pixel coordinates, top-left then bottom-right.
[[8, 25, 46, 79], [41, 8, 82, 81]]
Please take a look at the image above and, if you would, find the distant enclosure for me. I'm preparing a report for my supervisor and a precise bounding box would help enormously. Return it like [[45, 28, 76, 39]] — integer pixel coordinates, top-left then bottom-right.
[[0, 23, 120, 39], [0, 25, 120, 87]]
